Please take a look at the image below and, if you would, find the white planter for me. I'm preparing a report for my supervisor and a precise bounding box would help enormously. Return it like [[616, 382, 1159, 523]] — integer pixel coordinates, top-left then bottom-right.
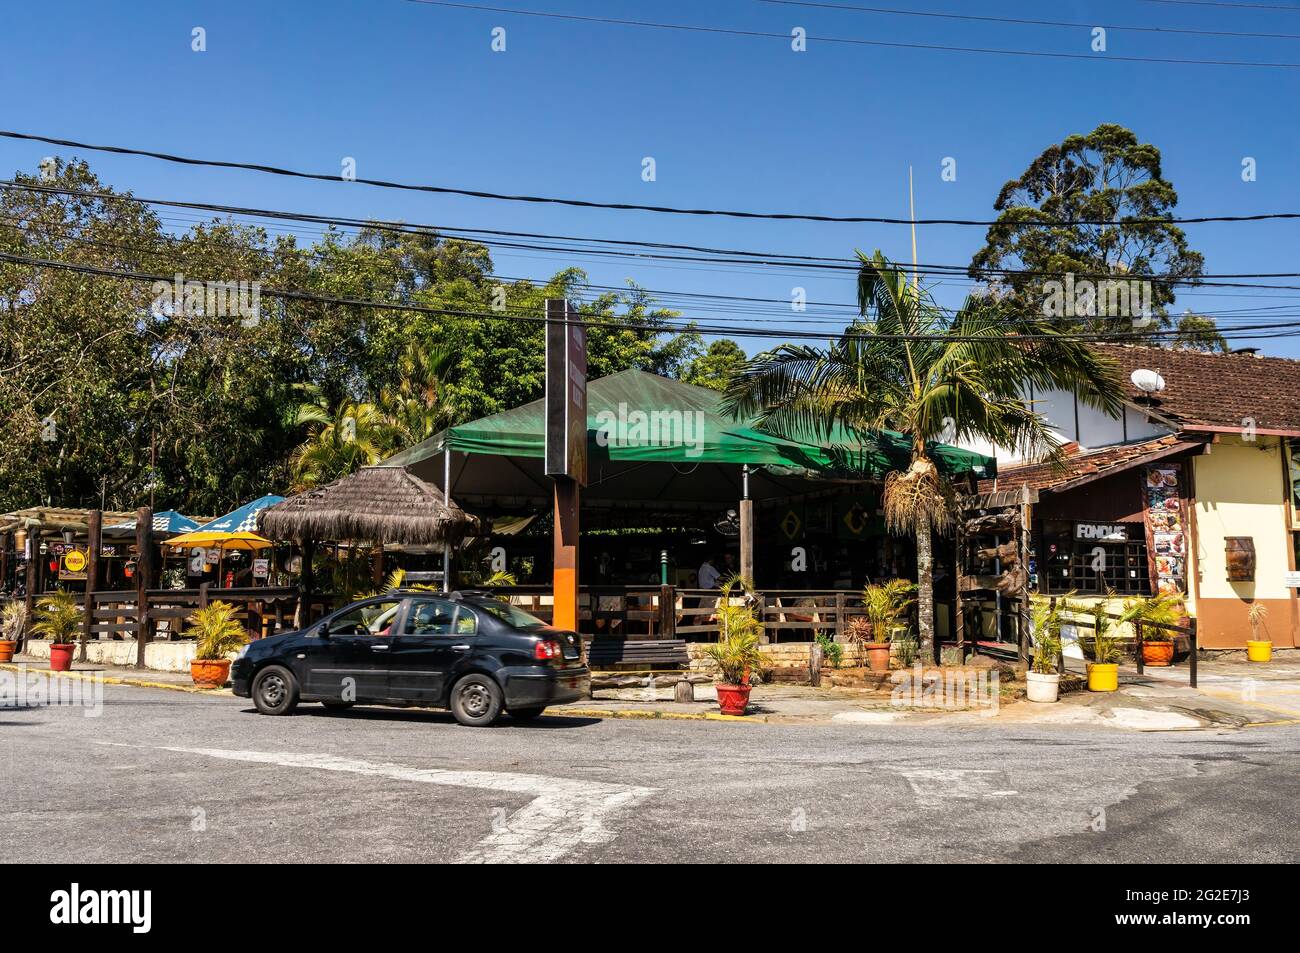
[[1025, 670, 1061, 704]]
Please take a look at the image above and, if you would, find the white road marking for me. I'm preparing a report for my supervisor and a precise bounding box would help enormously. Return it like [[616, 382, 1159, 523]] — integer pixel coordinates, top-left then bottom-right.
[[888, 767, 1018, 808], [101, 744, 656, 863]]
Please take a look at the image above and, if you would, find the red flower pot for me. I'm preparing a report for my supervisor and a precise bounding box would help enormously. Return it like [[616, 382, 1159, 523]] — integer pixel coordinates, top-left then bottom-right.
[[0, 639, 16, 663], [1141, 641, 1174, 667], [716, 682, 752, 716], [49, 643, 75, 672]]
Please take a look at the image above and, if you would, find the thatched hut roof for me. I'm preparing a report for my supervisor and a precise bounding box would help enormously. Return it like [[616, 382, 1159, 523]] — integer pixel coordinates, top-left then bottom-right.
[[258, 467, 486, 545]]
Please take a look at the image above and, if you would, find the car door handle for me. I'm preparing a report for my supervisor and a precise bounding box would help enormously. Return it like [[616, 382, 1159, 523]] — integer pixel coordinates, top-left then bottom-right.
[[370, 644, 390, 651], [451, 644, 471, 652]]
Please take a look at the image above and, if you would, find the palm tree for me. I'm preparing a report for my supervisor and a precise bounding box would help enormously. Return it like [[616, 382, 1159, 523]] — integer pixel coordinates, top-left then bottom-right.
[[722, 250, 1123, 655], [290, 395, 394, 490]]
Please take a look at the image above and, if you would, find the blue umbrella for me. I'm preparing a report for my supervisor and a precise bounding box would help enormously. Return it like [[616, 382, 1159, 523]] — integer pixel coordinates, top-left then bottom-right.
[[103, 509, 201, 538], [192, 495, 286, 535]]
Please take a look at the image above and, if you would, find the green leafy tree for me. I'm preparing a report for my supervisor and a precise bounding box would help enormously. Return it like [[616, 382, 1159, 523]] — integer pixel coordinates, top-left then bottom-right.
[[684, 338, 748, 391], [1172, 312, 1229, 353], [968, 124, 1204, 333], [724, 251, 1124, 654]]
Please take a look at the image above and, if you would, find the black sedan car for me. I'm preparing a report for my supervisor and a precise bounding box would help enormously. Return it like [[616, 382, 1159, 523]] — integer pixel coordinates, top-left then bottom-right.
[[231, 591, 589, 726]]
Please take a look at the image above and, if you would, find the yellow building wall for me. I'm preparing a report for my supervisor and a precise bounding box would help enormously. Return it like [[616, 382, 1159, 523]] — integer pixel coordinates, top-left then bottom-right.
[[1190, 435, 1297, 648]]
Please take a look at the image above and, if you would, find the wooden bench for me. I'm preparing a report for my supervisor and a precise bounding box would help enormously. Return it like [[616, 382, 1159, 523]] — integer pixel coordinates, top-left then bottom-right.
[[583, 638, 691, 673]]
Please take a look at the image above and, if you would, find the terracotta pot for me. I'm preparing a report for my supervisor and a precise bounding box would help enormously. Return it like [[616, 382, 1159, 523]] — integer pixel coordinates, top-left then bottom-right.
[[49, 643, 75, 672], [864, 642, 892, 673], [0, 639, 15, 663], [191, 658, 232, 689], [715, 682, 752, 716], [1141, 641, 1174, 666]]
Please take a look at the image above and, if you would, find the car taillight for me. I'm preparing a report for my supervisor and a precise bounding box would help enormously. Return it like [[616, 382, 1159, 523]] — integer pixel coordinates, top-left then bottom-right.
[[534, 639, 562, 661]]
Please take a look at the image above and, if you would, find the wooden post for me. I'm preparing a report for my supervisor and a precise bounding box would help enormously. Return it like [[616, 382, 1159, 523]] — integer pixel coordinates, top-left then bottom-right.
[[809, 640, 823, 687], [199, 581, 210, 610], [739, 465, 754, 584], [0, 531, 10, 597], [1134, 620, 1145, 675], [1188, 616, 1198, 688], [553, 478, 580, 633], [834, 591, 846, 642], [371, 543, 384, 589], [659, 584, 675, 638], [295, 538, 314, 628], [134, 506, 154, 669], [78, 510, 101, 662], [21, 531, 37, 651]]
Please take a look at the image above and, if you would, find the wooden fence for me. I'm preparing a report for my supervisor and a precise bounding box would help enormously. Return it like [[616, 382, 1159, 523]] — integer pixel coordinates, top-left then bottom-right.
[[489, 585, 869, 642], [1045, 598, 1199, 687], [83, 585, 310, 645]]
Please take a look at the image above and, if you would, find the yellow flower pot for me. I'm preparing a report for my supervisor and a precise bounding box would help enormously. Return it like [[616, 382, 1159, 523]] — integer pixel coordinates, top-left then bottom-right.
[[1087, 663, 1119, 692], [1246, 640, 1272, 663]]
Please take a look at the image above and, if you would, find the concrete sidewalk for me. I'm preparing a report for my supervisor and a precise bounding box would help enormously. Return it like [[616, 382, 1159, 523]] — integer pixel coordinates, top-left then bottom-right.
[[8, 650, 1300, 730]]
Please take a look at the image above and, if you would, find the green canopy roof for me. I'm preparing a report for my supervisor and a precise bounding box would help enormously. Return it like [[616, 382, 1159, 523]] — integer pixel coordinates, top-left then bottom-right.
[[385, 369, 995, 480]]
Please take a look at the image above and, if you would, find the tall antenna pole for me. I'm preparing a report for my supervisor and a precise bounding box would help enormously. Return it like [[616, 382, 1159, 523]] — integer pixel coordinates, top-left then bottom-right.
[[908, 165, 919, 291]]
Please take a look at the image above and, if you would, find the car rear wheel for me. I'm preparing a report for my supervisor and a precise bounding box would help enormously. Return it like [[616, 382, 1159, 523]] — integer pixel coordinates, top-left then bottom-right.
[[509, 707, 546, 722], [252, 665, 299, 715], [450, 674, 503, 727]]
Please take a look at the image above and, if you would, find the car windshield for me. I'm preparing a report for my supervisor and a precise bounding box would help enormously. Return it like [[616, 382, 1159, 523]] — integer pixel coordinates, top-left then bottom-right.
[[471, 598, 549, 630]]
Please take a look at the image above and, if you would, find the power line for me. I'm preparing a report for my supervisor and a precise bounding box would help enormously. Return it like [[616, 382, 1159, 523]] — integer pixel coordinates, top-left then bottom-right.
[[757, 0, 1300, 40], [1141, 0, 1300, 10], [402, 0, 1300, 68], [6, 129, 1300, 227], [6, 247, 1300, 344], [7, 180, 1300, 292]]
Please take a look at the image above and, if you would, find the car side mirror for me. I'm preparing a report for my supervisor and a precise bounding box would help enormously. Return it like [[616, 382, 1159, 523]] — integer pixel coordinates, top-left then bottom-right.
[[316, 622, 331, 638]]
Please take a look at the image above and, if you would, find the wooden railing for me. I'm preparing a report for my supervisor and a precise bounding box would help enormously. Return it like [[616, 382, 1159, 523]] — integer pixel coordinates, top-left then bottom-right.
[[1046, 598, 1199, 687], [487, 585, 871, 642], [84, 585, 305, 644]]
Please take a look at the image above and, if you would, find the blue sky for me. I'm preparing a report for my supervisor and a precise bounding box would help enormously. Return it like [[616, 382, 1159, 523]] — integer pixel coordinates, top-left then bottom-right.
[[3, 0, 1300, 355]]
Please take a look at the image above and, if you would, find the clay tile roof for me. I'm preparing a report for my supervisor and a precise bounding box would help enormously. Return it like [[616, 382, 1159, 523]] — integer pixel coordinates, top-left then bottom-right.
[[1091, 343, 1300, 433], [977, 434, 1202, 495]]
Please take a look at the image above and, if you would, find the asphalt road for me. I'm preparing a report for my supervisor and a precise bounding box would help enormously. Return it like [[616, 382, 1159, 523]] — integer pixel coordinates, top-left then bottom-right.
[[3, 677, 1298, 863]]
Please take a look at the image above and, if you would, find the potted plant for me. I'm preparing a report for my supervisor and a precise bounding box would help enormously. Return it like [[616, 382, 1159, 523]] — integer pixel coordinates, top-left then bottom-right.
[[0, 601, 25, 663], [1068, 597, 1122, 692], [703, 575, 764, 715], [1027, 595, 1069, 703], [1246, 602, 1271, 662], [31, 590, 82, 671], [861, 579, 916, 673], [1119, 591, 1184, 667], [184, 600, 250, 688]]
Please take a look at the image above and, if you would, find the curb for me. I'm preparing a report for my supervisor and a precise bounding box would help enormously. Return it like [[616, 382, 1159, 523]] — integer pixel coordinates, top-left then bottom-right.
[[0, 662, 231, 696], [552, 706, 761, 723]]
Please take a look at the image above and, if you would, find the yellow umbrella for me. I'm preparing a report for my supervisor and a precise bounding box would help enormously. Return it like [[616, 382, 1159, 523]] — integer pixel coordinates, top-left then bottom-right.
[[164, 530, 272, 551]]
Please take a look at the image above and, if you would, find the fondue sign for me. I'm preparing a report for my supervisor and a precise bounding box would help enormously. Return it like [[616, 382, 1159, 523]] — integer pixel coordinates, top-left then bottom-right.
[[1075, 522, 1128, 542]]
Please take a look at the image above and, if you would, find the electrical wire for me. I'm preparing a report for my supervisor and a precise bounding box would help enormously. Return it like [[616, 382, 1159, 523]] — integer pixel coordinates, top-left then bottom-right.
[[6, 248, 1300, 344], [401, 0, 1300, 68], [756, 0, 1300, 40], [6, 129, 1300, 226]]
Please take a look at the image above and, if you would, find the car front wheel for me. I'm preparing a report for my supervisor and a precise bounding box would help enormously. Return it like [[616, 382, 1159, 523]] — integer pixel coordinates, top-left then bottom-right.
[[450, 674, 503, 727], [252, 665, 299, 715]]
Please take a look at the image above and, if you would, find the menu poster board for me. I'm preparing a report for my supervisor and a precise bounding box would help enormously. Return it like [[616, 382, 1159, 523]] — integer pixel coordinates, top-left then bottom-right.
[[1142, 464, 1186, 595]]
